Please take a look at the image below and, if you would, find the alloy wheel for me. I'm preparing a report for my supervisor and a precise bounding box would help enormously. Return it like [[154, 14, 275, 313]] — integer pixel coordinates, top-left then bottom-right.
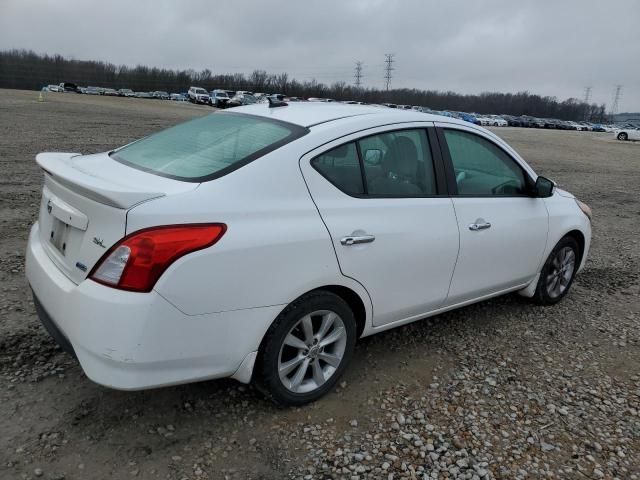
[[278, 310, 347, 393], [546, 246, 576, 299]]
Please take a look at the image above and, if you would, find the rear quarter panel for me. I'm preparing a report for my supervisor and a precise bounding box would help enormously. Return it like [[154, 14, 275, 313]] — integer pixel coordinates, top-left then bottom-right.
[[126, 140, 372, 319]]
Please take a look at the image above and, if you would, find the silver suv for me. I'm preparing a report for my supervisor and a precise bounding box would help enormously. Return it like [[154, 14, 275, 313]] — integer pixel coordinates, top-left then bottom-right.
[[187, 86, 210, 104]]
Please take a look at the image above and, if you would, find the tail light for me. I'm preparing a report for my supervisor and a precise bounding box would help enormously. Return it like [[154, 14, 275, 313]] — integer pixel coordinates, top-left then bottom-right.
[[89, 224, 226, 292]]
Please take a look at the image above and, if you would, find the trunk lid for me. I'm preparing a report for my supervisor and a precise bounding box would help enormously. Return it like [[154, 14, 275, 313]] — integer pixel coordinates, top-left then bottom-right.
[[36, 152, 198, 284]]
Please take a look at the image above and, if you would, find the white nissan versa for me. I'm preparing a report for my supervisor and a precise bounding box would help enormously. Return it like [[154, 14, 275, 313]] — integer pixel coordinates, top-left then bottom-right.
[[26, 102, 592, 405]]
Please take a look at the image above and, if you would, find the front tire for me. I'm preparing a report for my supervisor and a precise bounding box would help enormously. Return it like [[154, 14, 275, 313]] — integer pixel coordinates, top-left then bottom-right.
[[254, 291, 356, 406], [533, 236, 580, 305], [617, 132, 628, 141]]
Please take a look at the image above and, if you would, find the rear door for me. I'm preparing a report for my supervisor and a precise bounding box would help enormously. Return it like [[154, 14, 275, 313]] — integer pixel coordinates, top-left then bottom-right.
[[435, 123, 549, 304], [300, 124, 460, 327]]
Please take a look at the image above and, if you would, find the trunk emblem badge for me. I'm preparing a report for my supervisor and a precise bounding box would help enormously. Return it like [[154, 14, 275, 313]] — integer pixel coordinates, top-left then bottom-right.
[[47, 200, 52, 214], [75, 262, 88, 272], [93, 237, 106, 248]]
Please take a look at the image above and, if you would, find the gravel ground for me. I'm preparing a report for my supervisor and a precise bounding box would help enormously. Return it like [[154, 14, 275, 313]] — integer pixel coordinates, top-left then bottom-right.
[[0, 89, 639, 480]]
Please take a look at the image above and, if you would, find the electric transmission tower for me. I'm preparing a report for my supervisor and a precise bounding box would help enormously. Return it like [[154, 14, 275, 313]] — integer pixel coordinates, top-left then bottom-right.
[[384, 53, 395, 91], [583, 86, 592, 120], [354, 61, 363, 88], [609, 85, 622, 117]]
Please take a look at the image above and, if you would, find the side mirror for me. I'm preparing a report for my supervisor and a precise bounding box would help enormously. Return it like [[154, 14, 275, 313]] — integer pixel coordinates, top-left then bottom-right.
[[363, 149, 382, 166], [534, 176, 554, 198]]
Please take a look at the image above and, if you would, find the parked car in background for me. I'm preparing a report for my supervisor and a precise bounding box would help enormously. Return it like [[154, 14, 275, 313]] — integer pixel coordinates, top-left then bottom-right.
[[170, 93, 187, 102], [567, 121, 586, 131], [84, 86, 101, 95], [209, 89, 230, 108], [103, 88, 118, 97], [59, 82, 79, 92], [118, 89, 135, 97], [187, 86, 210, 104], [227, 93, 258, 107], [531, 118, 546, 128], [459, 113, 480, 125], [47, 84, 63, 92], [475, 115, 492, 126], [615, 126, 640, 141], [135, 91, 153, 99], [484, 115, 508, 127], [501, 115, 523, 127], [152, 91, 170, 100], [26, 104, 592, 406]]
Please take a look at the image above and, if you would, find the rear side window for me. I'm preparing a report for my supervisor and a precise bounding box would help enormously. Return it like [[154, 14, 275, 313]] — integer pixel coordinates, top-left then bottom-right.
[[359, 129, 436, 196], [312, 143, 364, 195], [311, 128, 437, 197], [112, 113, 307, 182]]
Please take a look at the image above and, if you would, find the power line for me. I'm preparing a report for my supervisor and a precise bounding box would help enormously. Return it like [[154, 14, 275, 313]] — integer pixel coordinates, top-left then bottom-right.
[[609, 85, 622, 117], [384, 53, 395, 91], [583, 86, 592, 120], [354, 61, 363, 88]]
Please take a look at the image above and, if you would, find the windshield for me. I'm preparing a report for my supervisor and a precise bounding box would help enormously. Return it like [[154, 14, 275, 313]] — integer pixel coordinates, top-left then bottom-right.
[[111, 112, 308, 181], [195, 88, 207, 94]]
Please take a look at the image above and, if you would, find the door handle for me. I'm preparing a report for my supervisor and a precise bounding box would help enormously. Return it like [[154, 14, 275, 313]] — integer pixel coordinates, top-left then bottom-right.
[[468, 222, 491, 231], [340, 234, 375, 246]]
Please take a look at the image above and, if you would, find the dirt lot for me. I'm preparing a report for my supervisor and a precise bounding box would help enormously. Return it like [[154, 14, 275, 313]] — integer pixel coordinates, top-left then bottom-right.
[[1, 89, 639, 480]]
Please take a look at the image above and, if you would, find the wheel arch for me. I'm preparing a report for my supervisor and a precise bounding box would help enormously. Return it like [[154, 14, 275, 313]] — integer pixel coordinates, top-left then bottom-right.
[[312, 285, 367, 339], [245, 284, 370, 390], [564, 229, 586, 266]]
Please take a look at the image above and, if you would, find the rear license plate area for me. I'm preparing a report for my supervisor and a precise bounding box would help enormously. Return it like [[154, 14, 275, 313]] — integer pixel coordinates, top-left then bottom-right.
[[49, 217, 71, 256]]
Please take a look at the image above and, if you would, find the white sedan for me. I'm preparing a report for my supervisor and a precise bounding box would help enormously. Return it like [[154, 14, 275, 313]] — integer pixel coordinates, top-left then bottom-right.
[[26, 103, 592, 405], [615, 126, 640, 141]]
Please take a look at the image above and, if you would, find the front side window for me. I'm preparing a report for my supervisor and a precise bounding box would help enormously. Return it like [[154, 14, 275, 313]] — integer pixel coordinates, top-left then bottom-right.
[[112, 113, 306, 181], [443, 129, 527, 196]]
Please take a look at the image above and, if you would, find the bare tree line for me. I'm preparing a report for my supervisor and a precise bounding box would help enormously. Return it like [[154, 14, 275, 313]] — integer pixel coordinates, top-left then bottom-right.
[[0, 49, 607, 121]]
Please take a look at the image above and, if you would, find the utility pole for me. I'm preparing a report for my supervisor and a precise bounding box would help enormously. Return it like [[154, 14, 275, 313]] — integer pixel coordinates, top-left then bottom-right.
[[583, 86, 592, 120], [609, 85, 622, 118], [384, 53, 395, 91], [354, 61, 363, 88]]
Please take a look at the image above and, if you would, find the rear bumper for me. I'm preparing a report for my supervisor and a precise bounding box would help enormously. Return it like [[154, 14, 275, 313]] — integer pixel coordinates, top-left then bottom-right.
[[26, 223, 281, 390]]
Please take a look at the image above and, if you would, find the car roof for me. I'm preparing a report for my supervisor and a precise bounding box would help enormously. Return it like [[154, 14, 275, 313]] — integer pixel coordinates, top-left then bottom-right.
[[225, 102, 466, 128]]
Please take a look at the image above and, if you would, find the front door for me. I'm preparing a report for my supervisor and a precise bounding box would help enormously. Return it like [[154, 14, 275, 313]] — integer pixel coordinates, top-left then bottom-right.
[[436, 124, 549, 304]]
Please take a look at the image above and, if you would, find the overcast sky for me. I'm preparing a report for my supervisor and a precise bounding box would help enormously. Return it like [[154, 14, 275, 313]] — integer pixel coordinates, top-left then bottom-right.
[[1, 0, 639, 110]]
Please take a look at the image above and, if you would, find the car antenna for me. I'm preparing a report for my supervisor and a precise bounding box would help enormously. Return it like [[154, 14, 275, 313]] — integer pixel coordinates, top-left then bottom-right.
[[267, 97, 288, 108]]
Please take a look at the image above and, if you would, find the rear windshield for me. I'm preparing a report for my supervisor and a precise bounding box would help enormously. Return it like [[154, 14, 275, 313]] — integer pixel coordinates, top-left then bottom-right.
[[111, 112, 307, 182]]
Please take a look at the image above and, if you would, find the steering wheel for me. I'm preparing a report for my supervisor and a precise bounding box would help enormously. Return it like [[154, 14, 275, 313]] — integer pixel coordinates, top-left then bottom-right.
[[491, 179, 519, 195]]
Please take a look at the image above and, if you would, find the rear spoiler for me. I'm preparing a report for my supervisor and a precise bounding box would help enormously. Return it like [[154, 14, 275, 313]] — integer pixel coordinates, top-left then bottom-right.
[[36, 152, 165, 209]]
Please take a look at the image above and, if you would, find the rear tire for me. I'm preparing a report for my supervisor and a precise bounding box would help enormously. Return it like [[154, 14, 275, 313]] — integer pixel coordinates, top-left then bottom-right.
[[253, 291, 356, 406], [617, 132, 628, 141], [533, 236, 580, 305]]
